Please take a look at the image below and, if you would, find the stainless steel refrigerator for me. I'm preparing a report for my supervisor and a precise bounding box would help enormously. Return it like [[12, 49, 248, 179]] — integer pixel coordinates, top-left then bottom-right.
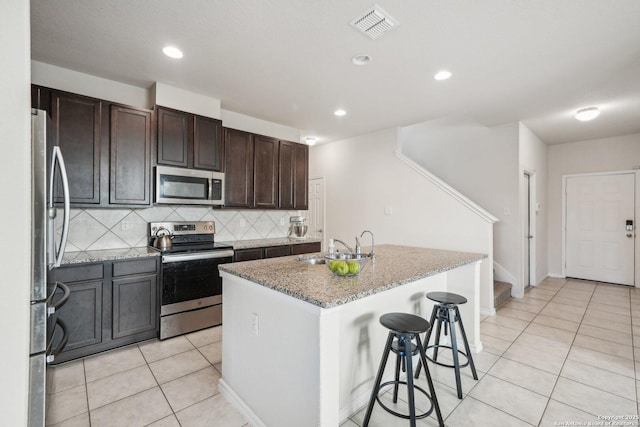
[[28, 108, 71, 426]]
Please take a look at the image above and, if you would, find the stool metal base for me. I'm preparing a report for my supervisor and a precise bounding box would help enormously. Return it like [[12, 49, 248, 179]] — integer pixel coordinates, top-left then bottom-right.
[[363, 313, 444, 427], [415, 301, 478, 399]]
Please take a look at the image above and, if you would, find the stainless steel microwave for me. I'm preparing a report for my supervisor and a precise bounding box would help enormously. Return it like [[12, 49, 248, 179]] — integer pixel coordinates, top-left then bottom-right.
[[155, 166, 225, 206]]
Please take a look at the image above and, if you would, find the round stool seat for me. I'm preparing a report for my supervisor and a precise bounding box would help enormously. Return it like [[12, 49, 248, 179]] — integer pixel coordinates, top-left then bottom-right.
[[427, 291, 467, 306], [380, 313, 430, 334]]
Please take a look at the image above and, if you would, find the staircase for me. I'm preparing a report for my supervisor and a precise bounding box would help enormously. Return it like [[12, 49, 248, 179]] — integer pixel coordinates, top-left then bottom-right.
[[494, 280, 512, 310]]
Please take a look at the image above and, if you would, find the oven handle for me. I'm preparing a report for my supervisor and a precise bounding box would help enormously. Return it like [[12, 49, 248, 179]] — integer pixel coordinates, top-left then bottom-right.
[[162, 250, 235, 263]]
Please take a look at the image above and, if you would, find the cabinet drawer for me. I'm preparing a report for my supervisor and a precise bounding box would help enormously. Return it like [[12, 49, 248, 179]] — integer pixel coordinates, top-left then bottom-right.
[[290, 242, 321, 255], [264, 245, 290, 258], [53, 263, 104, 283], [113, 258, 158, 277], [234, 248, 264, 262]]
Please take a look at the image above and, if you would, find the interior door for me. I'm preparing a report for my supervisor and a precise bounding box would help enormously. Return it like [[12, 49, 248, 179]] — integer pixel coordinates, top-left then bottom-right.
[[566, 173, 635, 285], [308, 178, 325, 248], [524, 172, 531, 288]]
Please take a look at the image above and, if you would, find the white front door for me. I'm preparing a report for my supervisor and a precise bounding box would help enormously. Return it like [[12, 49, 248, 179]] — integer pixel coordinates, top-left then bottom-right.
[[308, 178, 325, 248], [566, 173, 635, 285]]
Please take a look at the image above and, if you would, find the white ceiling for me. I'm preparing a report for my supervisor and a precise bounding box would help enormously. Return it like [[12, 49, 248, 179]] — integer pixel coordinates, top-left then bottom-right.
[[30, 0, 640, 145]]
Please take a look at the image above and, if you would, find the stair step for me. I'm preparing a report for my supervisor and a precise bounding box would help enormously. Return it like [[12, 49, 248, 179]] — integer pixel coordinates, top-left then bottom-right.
[[494, 280, 512, 310]]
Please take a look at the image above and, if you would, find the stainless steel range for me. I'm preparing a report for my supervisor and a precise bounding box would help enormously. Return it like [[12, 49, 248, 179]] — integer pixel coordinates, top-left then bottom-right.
[[149, 221, 234, 340]]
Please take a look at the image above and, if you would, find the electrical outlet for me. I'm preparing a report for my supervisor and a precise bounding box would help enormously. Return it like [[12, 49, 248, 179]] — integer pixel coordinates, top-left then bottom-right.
[[280, 217, 286, 225], [384, 206, 393, 215], [251, 313, 259, 336], [240, 218, 246, 228], [121, 220, 131, 231]]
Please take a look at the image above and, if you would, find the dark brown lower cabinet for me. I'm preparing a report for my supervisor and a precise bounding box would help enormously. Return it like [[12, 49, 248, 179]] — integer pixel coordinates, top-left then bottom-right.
[[233, 242, 320, 262], [50, 257, 160, 364]]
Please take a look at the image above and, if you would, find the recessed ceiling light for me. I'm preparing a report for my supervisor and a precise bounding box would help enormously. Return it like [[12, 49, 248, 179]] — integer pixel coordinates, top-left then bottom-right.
[[575, 106, 600, 121], [162, 46, 183, 59], [305, 137, 317, 146], [434, 70, 452, 81], [352, 54, 372, 66], [334, 109, 347, 117]]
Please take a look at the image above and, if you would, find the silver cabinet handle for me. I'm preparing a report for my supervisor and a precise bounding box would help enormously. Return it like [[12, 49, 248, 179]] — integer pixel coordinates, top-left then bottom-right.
[[162, 250, 234, 263]]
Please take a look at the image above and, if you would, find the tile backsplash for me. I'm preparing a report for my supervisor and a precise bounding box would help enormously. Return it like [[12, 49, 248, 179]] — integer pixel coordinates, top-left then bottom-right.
[[58, 206, 306, 252]]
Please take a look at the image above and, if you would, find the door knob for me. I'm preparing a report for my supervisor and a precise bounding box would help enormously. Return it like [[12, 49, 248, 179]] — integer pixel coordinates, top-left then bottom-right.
[[627, 233, 634, 238]]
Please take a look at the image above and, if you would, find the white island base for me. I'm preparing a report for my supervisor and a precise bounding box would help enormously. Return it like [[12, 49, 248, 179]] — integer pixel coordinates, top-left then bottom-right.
[[219, 259, 481, 427]]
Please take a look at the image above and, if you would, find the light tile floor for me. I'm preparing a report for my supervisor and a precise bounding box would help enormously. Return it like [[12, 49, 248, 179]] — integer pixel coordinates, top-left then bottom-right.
[[47, 277, 640, 426]]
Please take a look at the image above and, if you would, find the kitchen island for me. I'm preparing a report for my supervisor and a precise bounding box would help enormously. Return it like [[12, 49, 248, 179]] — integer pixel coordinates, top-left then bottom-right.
[[219, 244, 486, 427]]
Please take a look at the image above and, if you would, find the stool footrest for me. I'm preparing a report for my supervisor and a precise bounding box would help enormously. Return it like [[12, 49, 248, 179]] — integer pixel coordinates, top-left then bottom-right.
[[426, 344, 472, 369], [375, 380, 434, 420]]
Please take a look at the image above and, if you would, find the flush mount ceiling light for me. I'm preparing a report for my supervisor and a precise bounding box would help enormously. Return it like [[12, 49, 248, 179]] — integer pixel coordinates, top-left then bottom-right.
[[334, 109, 347, 117], [434, 70, 452, 81], [305, 137, 317, 146], [575, 106, 600, 121], [352, 54, 372, 66], [162, 46, 183, 59]]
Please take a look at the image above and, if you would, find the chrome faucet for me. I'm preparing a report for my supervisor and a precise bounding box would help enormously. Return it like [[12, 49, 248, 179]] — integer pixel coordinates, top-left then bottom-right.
[[360, 230, 375, 259], [333, 239, 354, 253]]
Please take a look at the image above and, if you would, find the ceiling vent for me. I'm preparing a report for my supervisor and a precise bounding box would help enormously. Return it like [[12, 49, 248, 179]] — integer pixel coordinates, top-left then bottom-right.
[[350, 5, 399, 40]]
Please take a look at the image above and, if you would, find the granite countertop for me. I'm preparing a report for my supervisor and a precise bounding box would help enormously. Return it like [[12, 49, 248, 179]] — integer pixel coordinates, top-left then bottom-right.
[[61, 247, 160, 265], [221, 237, 322, 250], [219, 244, 486, 309]]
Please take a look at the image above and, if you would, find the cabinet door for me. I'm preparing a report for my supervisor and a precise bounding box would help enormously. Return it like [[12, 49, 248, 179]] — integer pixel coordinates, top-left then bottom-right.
[[50, 91, 102, 204], [157, 106, 189, 167], [293, 143, 309, 209], [112, 273, 158, 339], [110, 105, 152, 205], [194, 115, 224, 171], [224, 128, 254, 208], [56, 280, 104, 350], [253, 135, 279, 209], [278, 140, 295, 209]]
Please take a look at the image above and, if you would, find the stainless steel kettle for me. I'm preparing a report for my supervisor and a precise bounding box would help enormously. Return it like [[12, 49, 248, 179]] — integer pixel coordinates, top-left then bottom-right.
[[153, 227, 173, 250]]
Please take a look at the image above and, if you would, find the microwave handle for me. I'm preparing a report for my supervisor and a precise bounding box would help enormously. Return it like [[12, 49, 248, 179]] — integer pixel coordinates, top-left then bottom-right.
[[208, 178, 213, 201]]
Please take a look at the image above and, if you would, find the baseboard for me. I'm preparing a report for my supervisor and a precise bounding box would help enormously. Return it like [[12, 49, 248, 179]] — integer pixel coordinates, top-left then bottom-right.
[[547, 273, 566, 278], [218, 379, 266, 427], [480, 307, 496, 316]]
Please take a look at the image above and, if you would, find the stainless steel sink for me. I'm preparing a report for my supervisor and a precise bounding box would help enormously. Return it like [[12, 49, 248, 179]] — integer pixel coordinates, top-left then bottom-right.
[[298, 256, 326, 265]]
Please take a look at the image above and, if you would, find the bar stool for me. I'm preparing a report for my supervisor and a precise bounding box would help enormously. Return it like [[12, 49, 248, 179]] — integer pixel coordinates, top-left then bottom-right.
[[363, 312, 444, 427], [414, 291, 478, 399]]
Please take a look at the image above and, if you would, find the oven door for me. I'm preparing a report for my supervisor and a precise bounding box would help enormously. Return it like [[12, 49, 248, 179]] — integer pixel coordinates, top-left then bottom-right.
[[161, 250, 234, 312]]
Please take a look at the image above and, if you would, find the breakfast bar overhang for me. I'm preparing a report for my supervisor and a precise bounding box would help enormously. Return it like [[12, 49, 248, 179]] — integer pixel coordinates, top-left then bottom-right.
[[218, 245, 486, 427]]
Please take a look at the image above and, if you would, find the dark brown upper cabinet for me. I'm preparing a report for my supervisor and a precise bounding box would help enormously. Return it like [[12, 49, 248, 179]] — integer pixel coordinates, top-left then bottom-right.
[[223, 127, 309, 209], [224, 128, 254, 208], [279, 141, 309, 210], [156, 106, 224, 172], [156, 106, 189, 167], [49, 90, 103, 205], [32, 85, 153, 208], [110, 105, 152, 205], [253, 135, 279, 209]]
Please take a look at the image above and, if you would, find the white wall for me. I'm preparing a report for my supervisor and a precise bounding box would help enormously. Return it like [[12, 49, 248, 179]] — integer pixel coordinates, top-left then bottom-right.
[[398, 117, 521, 291], [309, 127, 495, 313], [31, 61, 300, 141], [0, 0, 31, 424], [547, 133, 640, 276], [519, 123, 548, 288]]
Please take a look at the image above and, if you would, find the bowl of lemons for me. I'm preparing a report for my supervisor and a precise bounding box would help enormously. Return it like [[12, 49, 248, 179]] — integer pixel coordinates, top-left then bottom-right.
[[325, 253, 369, 276]]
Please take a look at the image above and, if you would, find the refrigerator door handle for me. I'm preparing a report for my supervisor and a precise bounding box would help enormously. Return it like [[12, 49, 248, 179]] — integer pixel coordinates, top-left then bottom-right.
[[48, 146, 70, 268], [47, 281, 70, 315], [46, 318, 69, 363]]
